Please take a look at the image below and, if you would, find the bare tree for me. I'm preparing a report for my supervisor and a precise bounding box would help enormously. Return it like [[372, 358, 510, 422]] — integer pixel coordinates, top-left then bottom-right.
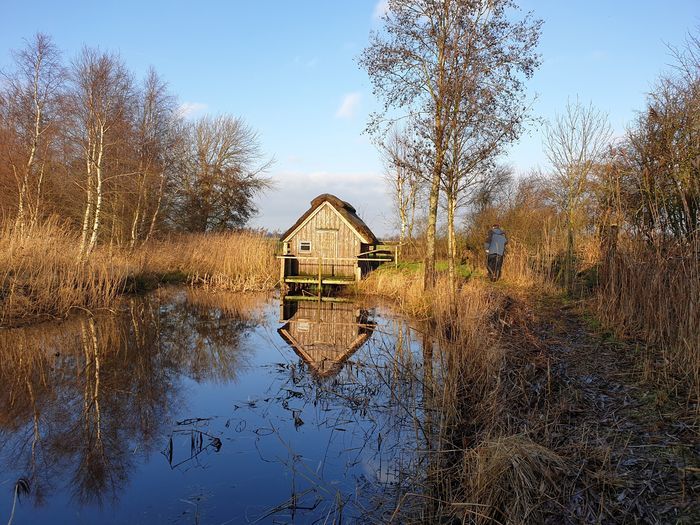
[[360, 0, 541, 289], [544, 99, 612, 291], [0, 33, 65, 233], [379, 124, 423, 253], [67, 48, 134, 257], [613, 33, 700, 243], [129, 68, 178, 248], [169, 115, 272, 232]]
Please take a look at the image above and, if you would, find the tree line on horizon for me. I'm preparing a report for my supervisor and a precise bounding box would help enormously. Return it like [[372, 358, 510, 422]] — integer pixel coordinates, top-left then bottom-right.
[[0, 34, 271, 257]]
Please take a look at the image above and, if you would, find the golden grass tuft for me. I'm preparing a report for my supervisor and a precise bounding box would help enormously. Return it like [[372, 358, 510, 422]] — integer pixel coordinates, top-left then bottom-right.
[[461, 434, 567, 524]]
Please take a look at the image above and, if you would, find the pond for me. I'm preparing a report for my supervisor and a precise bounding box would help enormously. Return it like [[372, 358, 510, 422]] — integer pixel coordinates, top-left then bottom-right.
[[0, 288, 438, 524]]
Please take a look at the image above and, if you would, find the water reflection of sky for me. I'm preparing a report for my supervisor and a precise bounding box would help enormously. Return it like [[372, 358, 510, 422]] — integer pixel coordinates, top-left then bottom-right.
[[0, 289, 433, 524]]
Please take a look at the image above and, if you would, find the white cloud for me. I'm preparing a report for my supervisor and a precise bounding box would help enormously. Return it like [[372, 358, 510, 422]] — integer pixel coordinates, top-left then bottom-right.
[[177, 102, 207, 119], [335, 92, 361, 119], [372, 0, 389, 20]]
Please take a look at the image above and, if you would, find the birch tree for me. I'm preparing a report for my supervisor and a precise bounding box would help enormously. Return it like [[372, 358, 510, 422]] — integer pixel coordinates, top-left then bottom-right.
[[129, 68, 178, 248], [68, 48, 134, 257], [0, 33, 64, 233], [360, 0, 541, 289], [380, 124, 423, 252]]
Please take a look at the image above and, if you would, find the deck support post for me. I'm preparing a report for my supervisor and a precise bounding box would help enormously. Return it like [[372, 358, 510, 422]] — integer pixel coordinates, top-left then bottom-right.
[[317, 256, 322, 298], [280, 257, 287, 292]]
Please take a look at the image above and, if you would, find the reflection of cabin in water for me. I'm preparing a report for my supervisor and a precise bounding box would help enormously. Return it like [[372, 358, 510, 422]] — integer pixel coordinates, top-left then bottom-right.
[[278, 194, 393, 289], [278, 300, 374, 378]]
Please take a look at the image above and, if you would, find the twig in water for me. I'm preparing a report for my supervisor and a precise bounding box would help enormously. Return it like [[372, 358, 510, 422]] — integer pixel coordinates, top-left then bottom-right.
[[6, 478, 30, 525]]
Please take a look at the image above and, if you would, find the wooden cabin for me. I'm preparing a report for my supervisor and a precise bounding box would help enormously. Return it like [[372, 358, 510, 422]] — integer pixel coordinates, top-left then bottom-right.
[[278, 194, 392, 288], [278, 299, 374, 378]]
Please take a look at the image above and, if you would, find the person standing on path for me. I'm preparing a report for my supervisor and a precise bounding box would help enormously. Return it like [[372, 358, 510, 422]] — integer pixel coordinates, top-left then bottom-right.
[[484, 224, 508, 281]]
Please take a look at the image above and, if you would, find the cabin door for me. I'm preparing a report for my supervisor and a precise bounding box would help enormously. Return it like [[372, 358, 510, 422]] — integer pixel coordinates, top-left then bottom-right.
[[317, 230, 338, 276]]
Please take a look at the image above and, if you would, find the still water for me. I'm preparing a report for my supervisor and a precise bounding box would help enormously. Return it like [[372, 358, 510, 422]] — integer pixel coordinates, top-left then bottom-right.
[[0, 288, 435, 524]]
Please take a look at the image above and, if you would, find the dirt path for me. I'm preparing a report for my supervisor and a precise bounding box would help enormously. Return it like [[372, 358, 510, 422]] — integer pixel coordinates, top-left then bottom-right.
[[512, 292, 700, 523]]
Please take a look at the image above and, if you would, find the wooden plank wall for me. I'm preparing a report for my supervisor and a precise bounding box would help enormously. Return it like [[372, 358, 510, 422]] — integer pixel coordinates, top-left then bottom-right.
[[287, 203, 361, 277]]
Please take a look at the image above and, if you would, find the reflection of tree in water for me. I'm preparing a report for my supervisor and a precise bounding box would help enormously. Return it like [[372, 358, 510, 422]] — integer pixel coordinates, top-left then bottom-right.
[[0, 290, 259, 507], [160, 290, 261, 383]]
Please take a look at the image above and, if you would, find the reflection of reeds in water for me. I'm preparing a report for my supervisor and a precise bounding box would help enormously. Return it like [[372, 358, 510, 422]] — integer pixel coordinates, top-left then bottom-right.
[[258, 314, 430, 523], [185, 288, 269, 322]]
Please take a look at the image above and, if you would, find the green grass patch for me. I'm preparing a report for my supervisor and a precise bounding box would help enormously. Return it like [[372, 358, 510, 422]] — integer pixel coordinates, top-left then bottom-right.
[[380, 259, 472, 279]]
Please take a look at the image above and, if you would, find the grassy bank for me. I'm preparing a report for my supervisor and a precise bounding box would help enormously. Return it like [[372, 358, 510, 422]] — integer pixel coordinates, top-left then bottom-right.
[[359, 261, 698, 522], [0, 220, 277, 325], [361, 265, 569, 522]]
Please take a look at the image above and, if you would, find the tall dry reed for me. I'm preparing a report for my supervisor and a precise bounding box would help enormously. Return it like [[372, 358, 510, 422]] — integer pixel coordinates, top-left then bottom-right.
[[141, 231, 277, 291], [360, 267, 566, 522], [597, 235, 700, 407], [500, 232, 599, 293], [0, 220, 277, 324], [0, 219, 130, 323], [357, 265, 430, 317]]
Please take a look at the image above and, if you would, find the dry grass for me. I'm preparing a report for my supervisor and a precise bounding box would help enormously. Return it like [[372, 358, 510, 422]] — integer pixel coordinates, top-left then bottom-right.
[[357, 265, 431, 317], [0, 220, 277, 324], [359, 266, 568, 522], [597, 235, 700, 409], [0, 219, 131, 323], [139, 231, 277, 291], [462, 434, 567, 524], [366, 240, 697, 521]]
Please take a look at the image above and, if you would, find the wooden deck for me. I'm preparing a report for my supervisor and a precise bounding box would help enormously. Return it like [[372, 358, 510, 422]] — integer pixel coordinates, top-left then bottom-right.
[[284, 274, 357, 285], [278, 249, 395, 294]]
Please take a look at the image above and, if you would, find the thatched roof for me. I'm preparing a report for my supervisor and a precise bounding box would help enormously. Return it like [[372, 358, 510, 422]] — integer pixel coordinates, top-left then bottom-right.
[[280, 193, 379, 244]]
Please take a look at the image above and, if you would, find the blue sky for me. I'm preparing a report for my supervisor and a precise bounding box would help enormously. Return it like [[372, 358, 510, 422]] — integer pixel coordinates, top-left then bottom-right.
[[1, 0, 698, 236]]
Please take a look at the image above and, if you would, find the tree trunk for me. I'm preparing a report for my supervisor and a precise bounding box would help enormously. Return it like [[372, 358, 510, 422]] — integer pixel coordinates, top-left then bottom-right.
[[87, 127, 105, 255], [424, 144, 444, 290], [424, 173, 440, 290], [565, 212, 575, 294], [145, 171, 166, 243], [79, 149, 94, 258], [447, 190, 457, 296]]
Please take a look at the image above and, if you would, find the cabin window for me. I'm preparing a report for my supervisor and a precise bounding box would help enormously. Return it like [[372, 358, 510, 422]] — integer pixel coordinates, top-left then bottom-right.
[[299, 241, 312, 252]]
